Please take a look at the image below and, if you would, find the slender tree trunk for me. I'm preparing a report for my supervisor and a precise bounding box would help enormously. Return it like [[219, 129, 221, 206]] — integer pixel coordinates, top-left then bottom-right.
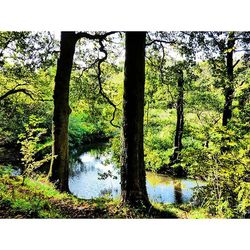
[[50, 32, 77, 192], [222, 32, 235, 126], [170, 70, 184, 166], [121, 32, 150, 208]]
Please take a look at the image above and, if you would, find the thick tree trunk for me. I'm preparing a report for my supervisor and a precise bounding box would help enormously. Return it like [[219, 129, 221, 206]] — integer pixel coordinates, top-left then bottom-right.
[[121, 32, 150, 208], [50, 32, 77, 192], [170, 70, 184, 167], [222, 32, 235, 126]]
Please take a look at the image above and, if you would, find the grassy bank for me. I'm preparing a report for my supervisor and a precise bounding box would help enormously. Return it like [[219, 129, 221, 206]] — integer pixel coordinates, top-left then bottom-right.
[[0, 165, 212, 219]]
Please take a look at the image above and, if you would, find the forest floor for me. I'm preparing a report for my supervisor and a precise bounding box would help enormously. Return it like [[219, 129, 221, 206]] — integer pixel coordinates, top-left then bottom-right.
[[0, 167, 212, 219]]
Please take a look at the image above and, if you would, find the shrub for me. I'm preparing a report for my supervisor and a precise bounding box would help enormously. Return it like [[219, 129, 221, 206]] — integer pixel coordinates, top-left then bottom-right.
[[18, 115, 52, 182], [181, 125, 250, 218]]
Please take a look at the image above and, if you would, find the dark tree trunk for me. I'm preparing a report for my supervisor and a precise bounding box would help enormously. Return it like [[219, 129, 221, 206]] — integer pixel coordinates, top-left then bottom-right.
[[163, 70, 186, 177], [121, 32, 150, 208], [222, 87, 234, 126], [170, 70, 184, 167], [222, 32, 235, 126], [50, 32, 77, 192], [173, 180, 183, 204]]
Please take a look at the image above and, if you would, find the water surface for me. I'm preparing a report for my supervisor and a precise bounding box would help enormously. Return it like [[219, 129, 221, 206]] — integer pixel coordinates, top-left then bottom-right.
[[69, 145, 202, 204]]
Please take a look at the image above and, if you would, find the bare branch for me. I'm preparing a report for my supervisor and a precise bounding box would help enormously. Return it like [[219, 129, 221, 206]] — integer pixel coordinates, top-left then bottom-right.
[[0, 88, 34, 101], [96, 37, 120, 128], [75, 31, 117, 41], [159, 42, 175, 104], [239, 80, 245, 87], [233, 59, 240, 68], [146, 39, 175, 47], [76, 57, 100, 79]]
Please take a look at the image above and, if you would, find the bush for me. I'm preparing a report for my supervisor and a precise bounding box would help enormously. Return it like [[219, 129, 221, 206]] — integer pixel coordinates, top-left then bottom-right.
[[69, 113, 110, 147], [181, 125, 250, 218], [18, 115, 52, 182]]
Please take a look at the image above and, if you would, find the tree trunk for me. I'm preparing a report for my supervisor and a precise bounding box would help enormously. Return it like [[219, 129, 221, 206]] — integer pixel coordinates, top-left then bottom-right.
[[170, 70, 184, 167], [50, 32, 77, 192], [121, 32, 150, 208], [222, 32, 235, 126]]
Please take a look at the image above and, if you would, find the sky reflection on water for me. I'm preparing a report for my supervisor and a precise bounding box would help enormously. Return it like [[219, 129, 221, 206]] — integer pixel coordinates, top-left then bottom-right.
[[69, 149, 202, 204]]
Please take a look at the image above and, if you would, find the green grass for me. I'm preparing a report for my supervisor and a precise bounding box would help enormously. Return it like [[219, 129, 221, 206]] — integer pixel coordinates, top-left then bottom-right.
[[0, 165, 214, 219], [152, 203, 213, 219]]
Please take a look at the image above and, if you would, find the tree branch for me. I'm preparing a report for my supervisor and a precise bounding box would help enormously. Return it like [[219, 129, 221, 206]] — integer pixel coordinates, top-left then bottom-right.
[[96, 37, 120, 128], [233, 59, 240, 68], [75, 31, 117, 41], [146, 39, 175, 47], [159, 43, 175, 104], [0, 88, 34, 101]]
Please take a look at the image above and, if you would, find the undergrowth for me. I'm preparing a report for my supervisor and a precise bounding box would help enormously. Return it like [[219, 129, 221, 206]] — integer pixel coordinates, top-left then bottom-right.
[[0, 165, 212, 219]]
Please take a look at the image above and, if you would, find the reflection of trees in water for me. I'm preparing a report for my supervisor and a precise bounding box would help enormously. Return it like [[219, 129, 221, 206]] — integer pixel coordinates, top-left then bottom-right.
[[69, 163, 95, 177], [113, 188, 119, 194], [153, 194, 163, 203], [100, 187, 119, 197], [99, 188, 113, 196], [81, 143, 111, 159], [69, 145, 196, 204], [98, 170, 118, 180], [173, 180, 183, 204], [146, 172, 172, 187], [69, 156, 82, 169], [69, 143, 110, 165]]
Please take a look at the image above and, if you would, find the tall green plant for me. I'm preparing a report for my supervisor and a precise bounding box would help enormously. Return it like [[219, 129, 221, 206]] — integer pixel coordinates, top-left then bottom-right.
[[18, 115, 52, 183]]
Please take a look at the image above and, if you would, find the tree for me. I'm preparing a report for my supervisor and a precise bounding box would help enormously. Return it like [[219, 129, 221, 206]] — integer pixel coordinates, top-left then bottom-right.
[[50, 32, 77, 191], [188, 31, 250, 126], [121, 32, 150, 208], [0, 31, 57, 148], [50, 31, 117, 191], [169, 69, 184, 168], [222, 32, 235, 126]]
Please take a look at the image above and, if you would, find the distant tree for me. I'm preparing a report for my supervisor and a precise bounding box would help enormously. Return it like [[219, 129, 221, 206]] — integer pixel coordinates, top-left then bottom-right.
[[188, 31, 250, 126], [121, 32, 150, 208], [169, 69, 184, 167], [222, 32, 235, 126], [145, 32, 198, 176]]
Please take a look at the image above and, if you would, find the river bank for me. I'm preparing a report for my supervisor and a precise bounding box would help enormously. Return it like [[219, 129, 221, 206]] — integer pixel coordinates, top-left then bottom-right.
[[0, 165, 212, 218]]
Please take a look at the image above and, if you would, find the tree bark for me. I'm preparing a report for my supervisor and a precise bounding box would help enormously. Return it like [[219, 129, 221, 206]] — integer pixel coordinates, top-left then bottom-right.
[[170, 70, 184, 166], [50, 32, 77, 192], [121, 32, 150, 208], [222, 32, 235, 126]]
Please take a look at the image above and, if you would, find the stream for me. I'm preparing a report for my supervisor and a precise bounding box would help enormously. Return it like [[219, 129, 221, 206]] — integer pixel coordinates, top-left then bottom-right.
[[69, 144, 202, 204]]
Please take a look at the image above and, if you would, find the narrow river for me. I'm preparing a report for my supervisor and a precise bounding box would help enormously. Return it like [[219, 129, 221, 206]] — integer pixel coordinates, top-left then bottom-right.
[[69, 144, 202, 204]]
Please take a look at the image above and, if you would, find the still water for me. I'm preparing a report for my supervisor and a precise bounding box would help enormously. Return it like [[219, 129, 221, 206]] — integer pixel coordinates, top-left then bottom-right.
[[69, 145, 202, 204]]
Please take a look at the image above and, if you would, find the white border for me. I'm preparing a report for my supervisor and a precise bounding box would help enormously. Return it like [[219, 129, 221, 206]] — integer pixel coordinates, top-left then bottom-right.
[[0, 0, 249, 30], [0, 0, 249, 249], [0, 219, 249, 250]]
